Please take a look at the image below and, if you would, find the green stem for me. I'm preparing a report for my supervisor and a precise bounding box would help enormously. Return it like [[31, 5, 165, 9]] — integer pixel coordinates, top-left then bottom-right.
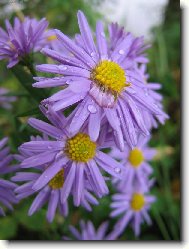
[[154, 211, 171, 240], [11, 64, 48, 103]]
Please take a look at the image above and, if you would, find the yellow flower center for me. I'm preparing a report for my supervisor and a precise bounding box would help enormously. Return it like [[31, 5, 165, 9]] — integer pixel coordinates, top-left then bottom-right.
[[47, 35, 57, 41], [130, 193, 145, 211], [48, 169, 64, 189], [7, 41, 16, 51], [65, 133, 96, 163], [128, 148, 144, 167], [91, 60, 129, 96]]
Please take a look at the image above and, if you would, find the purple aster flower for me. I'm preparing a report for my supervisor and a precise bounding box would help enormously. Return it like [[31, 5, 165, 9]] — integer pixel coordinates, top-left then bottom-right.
[[108, 23, 150, 65], [0, 87, 16, 109], [111, 135, 156, 192], [12, 134, 99, 222], [0, 17, 49, 68], [110, 185, 156, 237], [0, 137, 17, 216], [17, 106, 125, 208], [33, 10, 165, 150], [64, 220, 117, 240], [44, 29, 67, 52]]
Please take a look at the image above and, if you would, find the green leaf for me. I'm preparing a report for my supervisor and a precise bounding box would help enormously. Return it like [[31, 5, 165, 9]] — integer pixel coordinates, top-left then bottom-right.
[[0, 216, 17, 239]]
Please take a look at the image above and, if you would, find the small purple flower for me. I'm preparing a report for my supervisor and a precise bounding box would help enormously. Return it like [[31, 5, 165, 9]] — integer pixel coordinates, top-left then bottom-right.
[[17, 106, 125, 208], [0, 17, 49, 68], [0, 87, 16, 109], [0, 137, 17, 216], [64, 220, 117, 240], [111, 135, 156, 192], [33, 10, 165, 150], [110, 185, 156, 237], [12, 135, 99, 222]]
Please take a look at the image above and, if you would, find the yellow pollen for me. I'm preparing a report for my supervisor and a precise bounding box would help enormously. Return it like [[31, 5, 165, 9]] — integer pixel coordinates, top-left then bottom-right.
[[49, 169, 64, 189], [47, 35, 57, 41], [65, 133, 96, 163], [7, 41, 15, 51], [131, 193, 145, 211], [128, 148, 144, 167], [91, 60, 129, 95]]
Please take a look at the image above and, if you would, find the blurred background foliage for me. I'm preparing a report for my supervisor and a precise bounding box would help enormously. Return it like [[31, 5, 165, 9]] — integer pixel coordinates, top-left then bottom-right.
[[0, 0, 180, 241]]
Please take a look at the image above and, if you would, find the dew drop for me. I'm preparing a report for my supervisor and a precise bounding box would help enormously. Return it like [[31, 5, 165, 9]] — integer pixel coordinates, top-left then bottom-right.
[[90, 52, 96, 58], [66, 79, 72, 84], [87, 104, 97, 114], [100, 32, 105, 38], [47, 146, 52, 149], [114, 167, 121, 173], [60, 65, 67, 70], [128, 89, 136, 95], [143, 88, 149, 96], [119, 49, 125, 55]]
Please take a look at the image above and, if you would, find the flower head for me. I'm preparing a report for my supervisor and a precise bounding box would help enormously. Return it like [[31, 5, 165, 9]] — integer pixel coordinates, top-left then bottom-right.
[[110, 185, 156, 237], [0, 87, 16, 109], [0, 17, 50, 68], [64, 220, 117, 240], [111, 135, 156, 192], [34, 11, 165, 150], [12, 134, 99, 222], [17, 106, 125, 208], [0, 137, 17, 216]]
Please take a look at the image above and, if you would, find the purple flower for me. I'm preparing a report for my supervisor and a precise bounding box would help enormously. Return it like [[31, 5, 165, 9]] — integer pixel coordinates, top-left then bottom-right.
[[108, 23, 150, 65], [0, 87, 16, 109], [12, 134, 99, 222], [17, 106, 125, 208], [110, 185, 156, 237], [0, 17, 49, 68], [64, 220, 117, 240], [111, 135, 156, 192], [33, 10, 165, 150], [0, 137, 17, 216]]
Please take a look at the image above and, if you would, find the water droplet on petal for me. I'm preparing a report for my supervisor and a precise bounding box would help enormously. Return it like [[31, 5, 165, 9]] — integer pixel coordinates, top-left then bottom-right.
[[87, 104, 97, 114], [47, 146, 52, 149], [143, 88, 149, 96], [90, 52, 96, 58], [119, 50, 125, 55], [66, 79, 72, 84], [100, 32, 105, 38], [114, 167, 121, 174], [60, 66, 67, 70]]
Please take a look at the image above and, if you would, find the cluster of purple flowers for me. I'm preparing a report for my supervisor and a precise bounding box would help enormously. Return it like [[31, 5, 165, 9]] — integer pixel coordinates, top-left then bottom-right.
[[0, 11, 168, 240]]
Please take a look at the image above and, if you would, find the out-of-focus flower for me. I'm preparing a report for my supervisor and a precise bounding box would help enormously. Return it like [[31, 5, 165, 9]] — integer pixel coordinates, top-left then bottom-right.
[[34, 10, 165, 150], [0, 87, 16, 109], [110, 185, 156, 237], [17, 106, 125, 208], [0, 137, 17, 216], [44, 29, 67, 52], [0, 17, 49, 68], [12, 135, 99, 222], [111, 135, 156, 192], [64, 220, 117, 240]]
